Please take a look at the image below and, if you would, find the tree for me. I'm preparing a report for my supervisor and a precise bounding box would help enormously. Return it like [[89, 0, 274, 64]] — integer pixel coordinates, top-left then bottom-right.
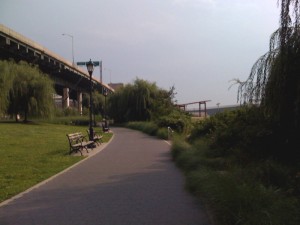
[[7, 61, 55, 122], [107, 78, 177, 123], [92, 90, 105, 116], [237, 1, 300, 153], [0, 60, 14, 115]]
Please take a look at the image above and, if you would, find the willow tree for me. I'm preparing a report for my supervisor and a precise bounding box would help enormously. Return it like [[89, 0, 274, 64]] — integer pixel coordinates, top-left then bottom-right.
[[0, 60, 14, 114], [7, 61, 55, 122], [108, 79, 155, 122], [108, 78, 176, 123], [238, 0, 300, 150]]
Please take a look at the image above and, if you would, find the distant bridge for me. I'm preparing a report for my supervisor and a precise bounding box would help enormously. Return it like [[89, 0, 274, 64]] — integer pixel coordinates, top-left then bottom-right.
[[176, 100, 240, 117], [0, 24, 114, 114], [176, 100, 211, 117], [188, 104, 240, 117]]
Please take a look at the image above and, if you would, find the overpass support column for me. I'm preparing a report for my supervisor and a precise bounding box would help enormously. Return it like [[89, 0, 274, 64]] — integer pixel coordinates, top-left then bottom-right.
[[77, 91, 83, 115], [63, 87, 69, 109]]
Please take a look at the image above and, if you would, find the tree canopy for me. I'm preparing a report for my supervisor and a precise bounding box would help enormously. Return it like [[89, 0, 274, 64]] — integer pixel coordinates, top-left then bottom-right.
[[107, 78, 176, 123], [0, 60, 55, 121]]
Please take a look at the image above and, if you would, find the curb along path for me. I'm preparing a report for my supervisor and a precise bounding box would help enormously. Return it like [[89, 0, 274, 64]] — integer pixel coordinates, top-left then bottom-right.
[[0, 127, 211, 225]]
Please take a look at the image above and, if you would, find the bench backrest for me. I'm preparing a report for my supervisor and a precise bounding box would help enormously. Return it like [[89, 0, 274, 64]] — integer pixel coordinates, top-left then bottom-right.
[[66, 132, 84, 144]]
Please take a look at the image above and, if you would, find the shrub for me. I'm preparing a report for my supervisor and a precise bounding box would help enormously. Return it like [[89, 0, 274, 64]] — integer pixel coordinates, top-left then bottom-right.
[[172, 135, 300, 225], [188, 106, 275, 159], [187, 169, 300, 225], [156, 109, 192, 134], [171, 137, 191, 161], [126, 121, 159, 136], [156, 127, 168, 140]]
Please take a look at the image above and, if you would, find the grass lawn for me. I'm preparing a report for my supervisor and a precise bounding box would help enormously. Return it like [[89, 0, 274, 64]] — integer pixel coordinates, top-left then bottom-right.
[[0, 122, 112, 203]]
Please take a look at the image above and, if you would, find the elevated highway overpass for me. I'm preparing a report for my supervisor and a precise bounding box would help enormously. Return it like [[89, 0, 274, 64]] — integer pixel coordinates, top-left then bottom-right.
[[0, 24, 114, 113]]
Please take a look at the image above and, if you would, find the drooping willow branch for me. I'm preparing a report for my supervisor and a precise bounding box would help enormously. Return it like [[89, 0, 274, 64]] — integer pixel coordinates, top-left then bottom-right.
[[236, 30, 280, 105], [237, 0, 300, 106]]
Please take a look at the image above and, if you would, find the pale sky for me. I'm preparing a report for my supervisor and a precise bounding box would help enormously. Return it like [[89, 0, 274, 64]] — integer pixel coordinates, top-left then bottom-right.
[[0, 0, 280, 108]]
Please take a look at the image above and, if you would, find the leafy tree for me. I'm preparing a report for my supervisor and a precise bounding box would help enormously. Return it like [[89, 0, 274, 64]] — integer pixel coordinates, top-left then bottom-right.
[[0, 60, 14, 115], [107, 78, 177, 123], [82, 91, 105, 119], [237, 1, 300, 157], [7, 61, 55, 122], [92, 90, 105, 116]]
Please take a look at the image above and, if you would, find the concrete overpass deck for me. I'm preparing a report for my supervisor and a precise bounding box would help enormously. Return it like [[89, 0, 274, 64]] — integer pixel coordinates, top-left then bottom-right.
[[0, 24, 113, 109]]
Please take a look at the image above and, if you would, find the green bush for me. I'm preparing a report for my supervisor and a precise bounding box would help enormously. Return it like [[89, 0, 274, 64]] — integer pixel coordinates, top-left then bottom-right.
[[171, 137, 191, 159], [188, 106, 275, 159], [187, 169, 300, 225], [126, 121, 159, 136], [156, 109, 192, 134], [172, 134, 300, 225], [156, 127, 168, 140]]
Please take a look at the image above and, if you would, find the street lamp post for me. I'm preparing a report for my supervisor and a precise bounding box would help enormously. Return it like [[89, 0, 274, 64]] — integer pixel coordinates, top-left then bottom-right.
[[104, 89, 107, 119], [103, 89, 108, 132], [62, 33, 74, 66], [86, 59, 94, 141]]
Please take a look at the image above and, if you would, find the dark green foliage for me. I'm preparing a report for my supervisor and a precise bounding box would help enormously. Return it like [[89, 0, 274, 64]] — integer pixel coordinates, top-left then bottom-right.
[[171, 137, 192, 159], [188, 106, 275, 160], [108, 78, 192, 135], [126, 121, 159, 136], [238, 0, 300, 158], [82, 91, 105, 117], [0, 60, 14, 114], [0, 60, 55, 121], [171, 104, 300, 224], [155, 127, 168, 140], [172, 138, 300, 225], [155, 109, 192, 133], [107, 78, 178, 123], [186, 169, 300, 225], [108, 79, 153, 122]]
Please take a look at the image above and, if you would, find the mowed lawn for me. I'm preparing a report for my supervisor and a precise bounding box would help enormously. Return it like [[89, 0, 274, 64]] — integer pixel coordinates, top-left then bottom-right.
[[0, 122, 111, 203]]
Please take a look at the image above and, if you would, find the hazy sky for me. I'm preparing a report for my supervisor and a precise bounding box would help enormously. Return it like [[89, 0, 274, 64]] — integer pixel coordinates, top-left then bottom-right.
[[1, 0, 280, 108]]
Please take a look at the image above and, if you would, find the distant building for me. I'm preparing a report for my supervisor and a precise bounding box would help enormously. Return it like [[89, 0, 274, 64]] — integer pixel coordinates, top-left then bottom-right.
[[108, 83, 124, 91]]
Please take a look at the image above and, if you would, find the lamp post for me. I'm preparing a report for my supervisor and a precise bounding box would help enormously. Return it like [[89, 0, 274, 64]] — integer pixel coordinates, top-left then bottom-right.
[[62, 33, 74, 66], [86, 59, 94, 141], [103, 89, 108, 132], [103, 89, 108, 119]]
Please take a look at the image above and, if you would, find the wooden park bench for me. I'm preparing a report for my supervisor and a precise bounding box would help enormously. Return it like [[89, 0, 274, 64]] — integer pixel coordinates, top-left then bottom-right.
[[87, 129, 103, 146], [66, 132, 94, 156]]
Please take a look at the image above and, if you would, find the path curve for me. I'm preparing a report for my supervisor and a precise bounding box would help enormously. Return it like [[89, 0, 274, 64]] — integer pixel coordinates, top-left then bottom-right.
[[0, 127, 211, 225]]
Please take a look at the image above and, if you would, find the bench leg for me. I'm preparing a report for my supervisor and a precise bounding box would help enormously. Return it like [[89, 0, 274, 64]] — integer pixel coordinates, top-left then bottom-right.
[[95, 140, 100, 146], [83, 146, 89, 153]]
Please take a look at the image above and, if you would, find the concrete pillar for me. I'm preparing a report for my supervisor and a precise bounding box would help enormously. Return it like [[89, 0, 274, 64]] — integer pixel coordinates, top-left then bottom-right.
[[77, 91, 83, 115], [63, 87, 69, 109]]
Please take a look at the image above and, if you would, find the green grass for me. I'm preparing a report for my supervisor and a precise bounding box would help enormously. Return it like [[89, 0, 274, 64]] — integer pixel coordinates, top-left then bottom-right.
[[171, 138, 300, 225], [0, 121, 112, 203]]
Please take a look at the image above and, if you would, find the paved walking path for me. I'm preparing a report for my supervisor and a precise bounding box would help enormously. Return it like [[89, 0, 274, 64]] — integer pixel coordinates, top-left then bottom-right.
[[0, 127, 211, 225]]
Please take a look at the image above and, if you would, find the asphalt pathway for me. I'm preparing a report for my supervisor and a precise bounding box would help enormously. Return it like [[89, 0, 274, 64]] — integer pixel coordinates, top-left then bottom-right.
[[0, 127, 211, 225]]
